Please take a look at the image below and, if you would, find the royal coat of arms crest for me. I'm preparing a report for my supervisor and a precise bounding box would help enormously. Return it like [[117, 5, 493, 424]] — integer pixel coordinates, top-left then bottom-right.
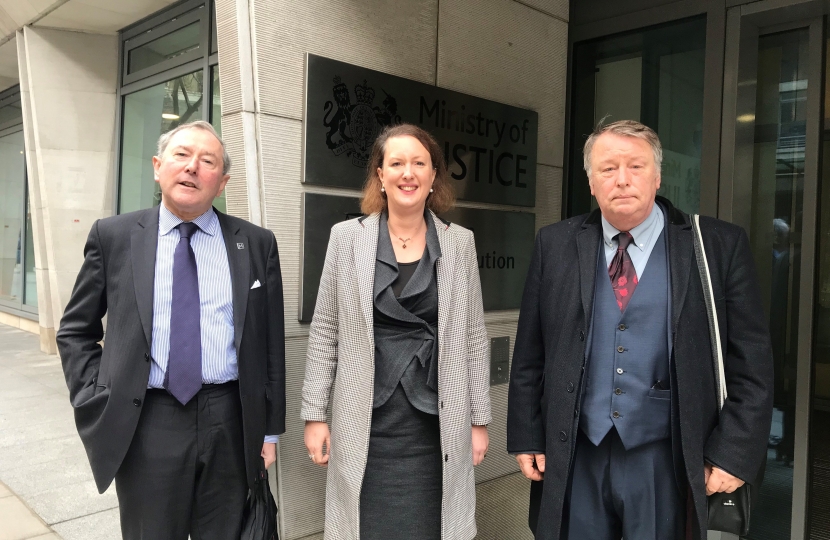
[[323, 76, 401, 167]]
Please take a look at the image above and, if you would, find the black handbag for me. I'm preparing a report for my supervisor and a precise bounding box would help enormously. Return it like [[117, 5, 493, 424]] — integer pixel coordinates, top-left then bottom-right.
[[692, 214, 752, 536], [240, 460, 279, 540]]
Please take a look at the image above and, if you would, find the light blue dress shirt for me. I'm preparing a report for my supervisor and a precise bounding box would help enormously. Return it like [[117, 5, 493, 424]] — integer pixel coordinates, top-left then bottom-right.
[[150, 204, 278, 444], [601, 203, 665, 278]]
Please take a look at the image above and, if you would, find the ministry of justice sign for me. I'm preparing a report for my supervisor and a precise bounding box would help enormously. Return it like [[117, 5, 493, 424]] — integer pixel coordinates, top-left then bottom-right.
[[303, 54, 539, 207]]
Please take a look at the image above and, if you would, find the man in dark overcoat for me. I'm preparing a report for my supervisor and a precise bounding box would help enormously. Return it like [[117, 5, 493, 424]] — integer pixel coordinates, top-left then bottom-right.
[[507, 120, 773, 539]]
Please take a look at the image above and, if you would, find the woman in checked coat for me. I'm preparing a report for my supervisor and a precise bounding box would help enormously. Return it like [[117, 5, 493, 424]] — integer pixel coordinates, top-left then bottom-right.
[[302, 123, 492, 540]]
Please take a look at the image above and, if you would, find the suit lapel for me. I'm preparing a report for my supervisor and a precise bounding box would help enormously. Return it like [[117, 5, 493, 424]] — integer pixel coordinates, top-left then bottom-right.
[[433, 213, 454, 348], [577, 220, 601, 327], [355, 214, 379, 342], [217, 212, 250, 354], [131, 207, 160, 348]]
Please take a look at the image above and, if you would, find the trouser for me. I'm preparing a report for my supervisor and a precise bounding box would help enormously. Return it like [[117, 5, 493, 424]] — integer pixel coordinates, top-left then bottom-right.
[[115, 381, 248, 540], [564, 428, 684, 540]]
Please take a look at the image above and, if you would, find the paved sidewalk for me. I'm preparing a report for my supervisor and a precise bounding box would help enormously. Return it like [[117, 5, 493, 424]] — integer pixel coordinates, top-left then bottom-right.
[[0, 325, 120, 540]]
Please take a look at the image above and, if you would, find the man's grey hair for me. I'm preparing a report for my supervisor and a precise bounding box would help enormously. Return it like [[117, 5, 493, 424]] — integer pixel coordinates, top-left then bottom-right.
[[582, 119, 662, 178], [157, 120, 232, 175]]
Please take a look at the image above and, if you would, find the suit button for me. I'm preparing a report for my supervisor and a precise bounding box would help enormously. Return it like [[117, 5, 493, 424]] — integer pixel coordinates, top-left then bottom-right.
[[618, 324, 626, 331], [613, 411, 620, 418], [579, 331, 585, 341], [615, 388, 622, 395], [144, 353, 150, 362], [445, 454, 449, 462], [559, 431, 568, 442], [566, 382, 574, 393], [617, 346, 624, 353], [133, 398, 142, 407], [574, 408, 580, 417]]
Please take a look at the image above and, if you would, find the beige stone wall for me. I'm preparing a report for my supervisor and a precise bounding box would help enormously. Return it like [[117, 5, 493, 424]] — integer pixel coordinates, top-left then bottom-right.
[[16, 27, 118, 353], [214, 1, 568, 538]]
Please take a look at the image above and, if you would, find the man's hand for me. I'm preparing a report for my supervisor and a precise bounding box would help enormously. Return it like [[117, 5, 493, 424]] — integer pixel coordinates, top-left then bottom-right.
[[516, 453, 546, 481], [705, 463, 745, 495], [261, 442, 276, 469], [305, 421, 331, 467], [472, 425, 489, 466]]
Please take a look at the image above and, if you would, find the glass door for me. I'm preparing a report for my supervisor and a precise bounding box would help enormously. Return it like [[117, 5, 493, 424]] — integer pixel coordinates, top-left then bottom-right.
[[720, 8, 825, 540]]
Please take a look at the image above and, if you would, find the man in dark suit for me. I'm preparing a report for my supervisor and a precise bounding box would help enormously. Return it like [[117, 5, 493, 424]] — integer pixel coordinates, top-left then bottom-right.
[[507, 120, 773, 540], [57, 120, 286, 539]]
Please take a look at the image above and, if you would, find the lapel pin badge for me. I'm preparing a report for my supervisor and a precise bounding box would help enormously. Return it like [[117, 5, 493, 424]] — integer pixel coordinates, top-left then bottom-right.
[[237, 243, 244, 249]]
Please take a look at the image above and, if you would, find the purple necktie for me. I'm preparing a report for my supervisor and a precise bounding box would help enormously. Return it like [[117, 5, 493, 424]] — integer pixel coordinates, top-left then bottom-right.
[[609, 232, 638, 311], [165, 222, 202, 405]]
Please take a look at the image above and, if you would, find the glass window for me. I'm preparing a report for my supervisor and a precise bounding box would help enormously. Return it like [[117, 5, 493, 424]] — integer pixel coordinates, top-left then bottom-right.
[[0, 130, 25, 305], [0, 99, 22, 128], [24, 201, 35, 308], [118, 1, 222, 216], [119, 71, 205, 214], [567, 17, 706, 217], [127, 21, 201, 75]]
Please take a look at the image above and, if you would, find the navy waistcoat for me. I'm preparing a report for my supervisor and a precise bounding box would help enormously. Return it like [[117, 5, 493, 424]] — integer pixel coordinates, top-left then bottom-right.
[[580, 228, 672, 450]]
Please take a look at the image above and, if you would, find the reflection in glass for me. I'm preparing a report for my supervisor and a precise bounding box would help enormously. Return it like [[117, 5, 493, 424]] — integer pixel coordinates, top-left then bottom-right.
[[24, 196, 36, 308], [127, 21, 200, 75], [746, 29, 809, 540], [0, 131, 25, 304], [809, 24, 830, 540], [210, 66, 226, 214], [0, 99, 22, 127], [568, 17, 705, 216], [119, 71, 204, 214]]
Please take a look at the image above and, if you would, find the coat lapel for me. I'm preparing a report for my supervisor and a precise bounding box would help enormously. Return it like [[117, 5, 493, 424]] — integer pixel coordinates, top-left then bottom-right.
[[355, 214, 379, 342], [217, 212, 250, 354], [665, 210, 693, 333], [433, 212, 454, 348], [131, 207, 160, 348], [577, 212, 601, 328]]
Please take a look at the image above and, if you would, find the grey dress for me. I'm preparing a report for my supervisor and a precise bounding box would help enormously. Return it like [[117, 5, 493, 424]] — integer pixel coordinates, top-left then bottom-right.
[[359, 211, 442, 540]]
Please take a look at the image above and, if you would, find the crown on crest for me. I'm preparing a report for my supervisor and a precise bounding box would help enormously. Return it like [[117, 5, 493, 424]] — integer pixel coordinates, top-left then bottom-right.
[[354, 80, 375, 105]]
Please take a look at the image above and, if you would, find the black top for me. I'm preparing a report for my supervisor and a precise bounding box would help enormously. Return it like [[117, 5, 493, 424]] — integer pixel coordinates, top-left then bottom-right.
[[372, 211, 441, 414], [392, 260, 420, 298]]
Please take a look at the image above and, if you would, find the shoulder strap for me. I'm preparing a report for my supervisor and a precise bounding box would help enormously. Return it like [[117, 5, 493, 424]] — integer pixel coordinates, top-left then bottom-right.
[[691, 214, 728, 410]]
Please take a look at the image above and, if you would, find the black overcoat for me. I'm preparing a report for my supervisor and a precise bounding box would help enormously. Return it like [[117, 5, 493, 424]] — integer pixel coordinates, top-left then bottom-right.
[[56, 206, 287, 493], [507, 197, 774, 540]]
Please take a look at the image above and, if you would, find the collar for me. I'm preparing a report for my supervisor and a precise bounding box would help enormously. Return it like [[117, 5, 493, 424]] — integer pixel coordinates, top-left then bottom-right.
[[601, 202, 663, 252], [158, 203, 219, 237]]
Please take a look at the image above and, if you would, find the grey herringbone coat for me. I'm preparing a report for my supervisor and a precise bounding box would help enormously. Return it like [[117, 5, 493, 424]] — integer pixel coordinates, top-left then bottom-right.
[[302, 211, 491, 540]]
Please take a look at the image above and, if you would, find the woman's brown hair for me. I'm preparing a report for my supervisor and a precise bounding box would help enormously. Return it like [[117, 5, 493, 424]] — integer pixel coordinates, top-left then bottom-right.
[[360, 123, 455, 215]]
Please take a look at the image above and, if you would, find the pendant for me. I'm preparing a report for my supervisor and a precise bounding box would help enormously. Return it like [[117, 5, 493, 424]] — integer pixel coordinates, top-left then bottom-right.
[[402, 244, 407, 249]]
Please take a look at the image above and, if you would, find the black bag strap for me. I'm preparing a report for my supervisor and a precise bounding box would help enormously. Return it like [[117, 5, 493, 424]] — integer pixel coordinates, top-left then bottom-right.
[[691, 214, 727, 410]]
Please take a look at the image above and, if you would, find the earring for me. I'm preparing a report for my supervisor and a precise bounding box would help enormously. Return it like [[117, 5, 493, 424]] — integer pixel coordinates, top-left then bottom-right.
[[381, 186, 385, 193], [429, 188, 434, 193]]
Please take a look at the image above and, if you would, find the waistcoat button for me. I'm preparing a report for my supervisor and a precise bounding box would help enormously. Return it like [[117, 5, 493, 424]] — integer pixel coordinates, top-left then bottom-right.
[[618, 324, 626, 331], [616, 368, 623, 374], [615, 388, 622, 395], [617, 346, 624, 353], [613, 411, 620, 418]]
